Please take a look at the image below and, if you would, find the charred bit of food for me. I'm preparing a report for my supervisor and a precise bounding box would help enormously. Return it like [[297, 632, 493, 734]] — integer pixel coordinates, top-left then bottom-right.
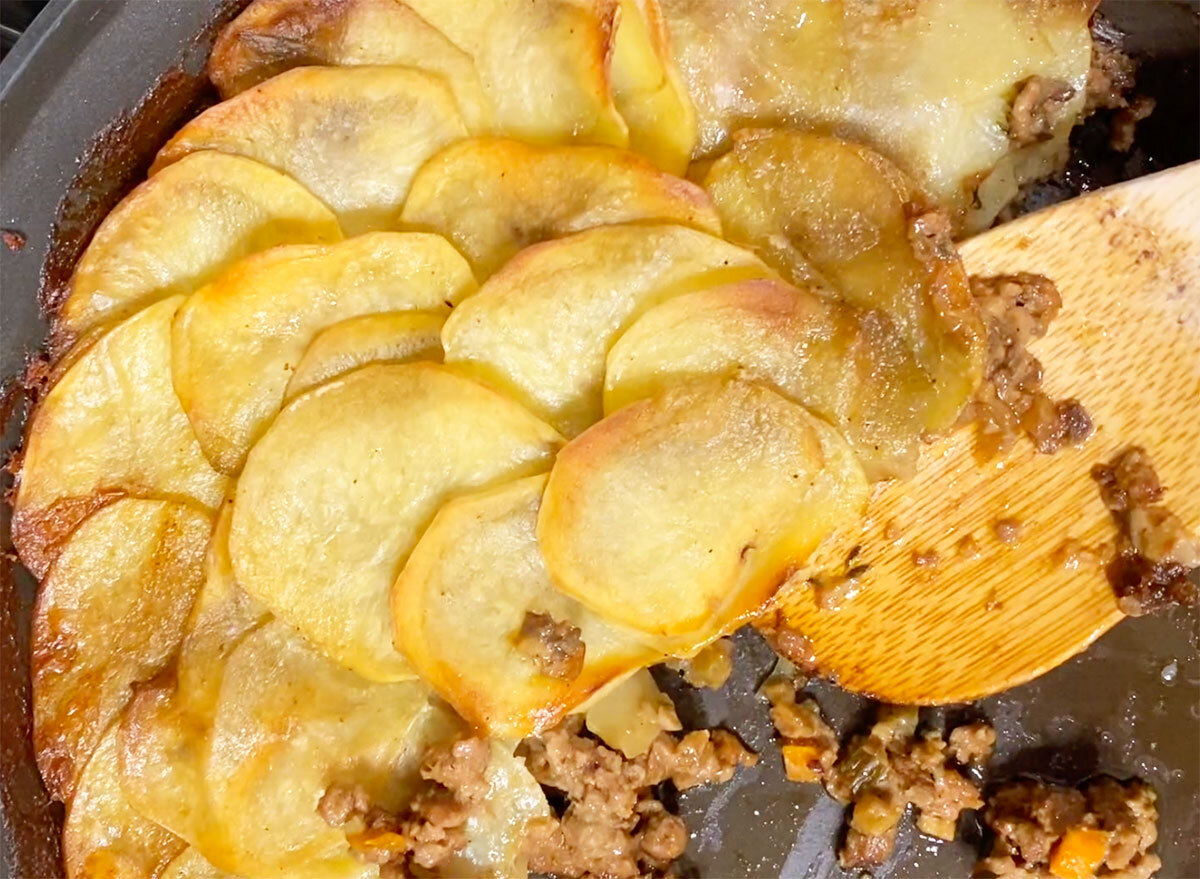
[[515, 611, 586, 682], [764, 681, 993, 870], [961, 273, 1093, 459], [667, 637, 735, 689], [517, 715, 757, 879], [978, 776, 1161, 879], [1091, 447, 1200, 616], [319, 736, 491, 876]]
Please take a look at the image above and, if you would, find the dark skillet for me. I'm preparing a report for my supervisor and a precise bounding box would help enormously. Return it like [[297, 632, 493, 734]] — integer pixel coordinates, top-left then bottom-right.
[[1, 2, 1197, 877]]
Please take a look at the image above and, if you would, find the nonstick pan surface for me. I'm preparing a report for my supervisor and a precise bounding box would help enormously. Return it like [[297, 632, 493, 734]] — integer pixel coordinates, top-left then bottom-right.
[[1, 3, 1197, 878]]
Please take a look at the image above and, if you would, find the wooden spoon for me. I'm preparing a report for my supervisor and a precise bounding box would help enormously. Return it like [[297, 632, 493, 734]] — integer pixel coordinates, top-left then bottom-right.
[[772, 161, 1200, 704]]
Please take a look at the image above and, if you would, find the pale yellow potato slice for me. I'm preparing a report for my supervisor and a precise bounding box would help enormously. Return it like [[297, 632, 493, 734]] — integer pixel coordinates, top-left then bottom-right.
[[13, 297, 230, 579], [604, 278, 931, 480], [202, 620, 451, 879], [208, 0, 490, 129], [283, 311, 445, 401], [161, 849, 240, 879], [155, 67, 469, 234], [400, 137, 721, 277], [583, 667, 678, 758], [63, 723, 186, 879], [32, 499, 211, 804], [230, 362, 562, 681], [402, 0, 628, 145], [442, 223, 772, 436], [393, 474, 660, 738], [539, 377, 868, 652], [661, 0, 1092, 228], [702, 130, 985, 432], [172, 232, 475, 475], [120, 505, 271, 861], [610, 0, 696, 173], [56, 152, 341, 342]]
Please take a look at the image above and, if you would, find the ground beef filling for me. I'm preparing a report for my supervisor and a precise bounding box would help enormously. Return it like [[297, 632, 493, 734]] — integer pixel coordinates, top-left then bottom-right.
[[961, 273, 1093, 458], [318, 736, 490, 877], [978, 776, 1160, 879], [1091, 447, 1199, 616], [516, 611, 586, 681], [764, 679, 993, 870], [1086, 18, 1156, 153], [1009, 76, 1077, 146], [517, 715, 757, 879]]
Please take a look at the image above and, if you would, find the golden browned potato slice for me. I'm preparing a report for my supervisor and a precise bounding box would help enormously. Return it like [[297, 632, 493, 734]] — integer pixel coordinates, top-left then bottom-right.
[[660, 0, 1092, 228], [120, 505, 271, 861], [230, 363, 562, 681], [539, 377, 868, 653], [32, 499, 211, 804], [284, 311, 445, 401], [155, 67, 469, 234], [393, 474, 660, 738], [583, 668, 680, 758], [208, 0, 490, 129], [200, 620, 449, 879], [442, 223, 773, 436], [161, 849, 239, 879], [56, 152, 341, 342], [610, 0, 696, 173], [604, 278, 931, 480], [702, 130, 985, 432], [62, 723, 186, 879], [172, 232, 474, 475], [400, 138, 721, 277], [13, 297, 230, 580]]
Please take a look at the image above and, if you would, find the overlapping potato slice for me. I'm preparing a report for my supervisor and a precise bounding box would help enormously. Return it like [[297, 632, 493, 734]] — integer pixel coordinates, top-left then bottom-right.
[[13, 296, 229, 579], [702, 130, 985, 432], [63, 723, 186, 879], [173, 232, 474, 474], [56, 152, 341, 341], [208, 0, 490, 129], [200, 620, 450, 879], [400, 138, 721, 277], [120, 505, 271, 859], [393, 474, 659, 738], [604, 278, 930, 480], [660, 0, 1092, 228], [610, 0, 696, 173], [284, 311, 445, 401], [155, 67, 469, 234], [442, 223, 773, 436], [230, 362, 562, 680], [539, 377, 868, 652], [32, 499, 211, 804], [161, 849, 239, 879]]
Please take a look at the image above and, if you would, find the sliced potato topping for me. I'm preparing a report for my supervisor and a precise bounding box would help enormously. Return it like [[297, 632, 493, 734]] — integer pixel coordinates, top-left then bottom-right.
[[230, 363, 562, 681], [442, 223, 773, 436], [172, 232, 474, 475], [56, 151, 341, 342], [393, 474, 660, 738], [400, 137, 721, 277], [284, 311, 446, 401], [32, 499, 211, 804], [604, 278, 930, 480], [63, 723, 186, 879], [156, 66, 469, 234], [161, 848, 238, 879], [13, 296, 230, 579], [539, 376, 868, 653], [702, 130, 985, 432], [661, 0, 1092, 227]]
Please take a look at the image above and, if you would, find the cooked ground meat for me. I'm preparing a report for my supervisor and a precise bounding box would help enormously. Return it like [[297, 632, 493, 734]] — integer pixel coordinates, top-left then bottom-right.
[[1091, 447, 1199, 616], [1009, 76, 1077, 146], [1109, 95, 1156, 153], [667, 637, 734, 689], [977, 776, 1161, 879], [319, 736, 490, 876], [1085, 17, 1155, 154], [948, 722, 997, 766], [757, 610, 820, 675], [516, 611, 586, 681], [517, 715, 756, 879], [763, 676, 839, 784], [962, 273, 1093, 458]]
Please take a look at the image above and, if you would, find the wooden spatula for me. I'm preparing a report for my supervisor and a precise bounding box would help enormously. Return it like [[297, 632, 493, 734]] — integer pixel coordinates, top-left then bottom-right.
[[773, 161, 1200, 704]]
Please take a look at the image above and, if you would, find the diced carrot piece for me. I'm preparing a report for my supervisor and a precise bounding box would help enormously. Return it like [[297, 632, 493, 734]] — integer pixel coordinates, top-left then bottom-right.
[[346, 828, 409, 856], [1049, 827, 1110, 879], [781, 743, 823, 783]]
